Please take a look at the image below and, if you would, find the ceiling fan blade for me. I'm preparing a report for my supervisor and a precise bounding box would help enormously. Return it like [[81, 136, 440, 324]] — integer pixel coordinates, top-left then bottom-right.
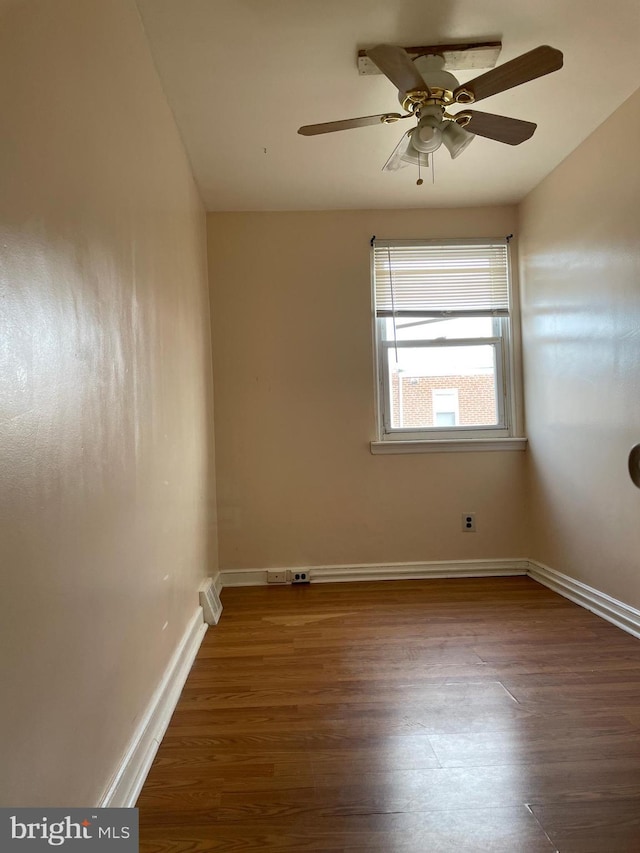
[[298, 113, 408, 136], [453, 45, 563, 104], [367, 44, 429, 94], [382, 131, 412, 172], [458, 110, 537, 145]]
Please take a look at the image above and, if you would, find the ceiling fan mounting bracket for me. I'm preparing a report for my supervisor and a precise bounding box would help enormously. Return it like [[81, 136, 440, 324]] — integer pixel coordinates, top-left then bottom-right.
[[359, 41, 502, 75], [402, 86, 463, 114], [452, 111, 473, 128], [401, 89, 431, 111], [454, 87, 476, 105]]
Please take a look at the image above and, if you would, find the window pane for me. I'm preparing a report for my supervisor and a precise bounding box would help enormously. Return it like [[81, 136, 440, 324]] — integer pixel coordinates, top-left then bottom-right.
[[435, 411, 457, 427], [383, 316, 495, 342], [386, 345, 499, 429]]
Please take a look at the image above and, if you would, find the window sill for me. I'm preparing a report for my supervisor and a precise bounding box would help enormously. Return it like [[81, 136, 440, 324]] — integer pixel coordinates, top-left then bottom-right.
[[370, 437, 528, 455]]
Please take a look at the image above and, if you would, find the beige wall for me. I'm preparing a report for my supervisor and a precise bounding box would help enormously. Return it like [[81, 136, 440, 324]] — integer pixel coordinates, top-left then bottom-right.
[[208, 208, 528, 570], [519, 88, 640, 606], [0, 1, 216, 805]]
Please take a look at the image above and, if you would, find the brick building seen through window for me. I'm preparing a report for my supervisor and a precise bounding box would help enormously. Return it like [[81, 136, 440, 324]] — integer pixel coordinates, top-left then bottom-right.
[[390, 371, 497, 429]]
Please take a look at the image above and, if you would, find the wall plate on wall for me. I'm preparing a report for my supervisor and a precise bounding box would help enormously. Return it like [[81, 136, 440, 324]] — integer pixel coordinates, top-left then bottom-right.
[[289, 570, 310, 584]]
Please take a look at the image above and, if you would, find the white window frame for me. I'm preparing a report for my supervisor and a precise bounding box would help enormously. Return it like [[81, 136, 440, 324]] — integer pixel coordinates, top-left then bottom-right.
[[372, 238, 519, 447]]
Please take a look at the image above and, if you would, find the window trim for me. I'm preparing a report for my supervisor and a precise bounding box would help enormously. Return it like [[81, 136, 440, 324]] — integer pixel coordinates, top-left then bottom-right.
[[378, 328, 509, 440], [370, 437, 528, 455], [371, 237, 521, 448]]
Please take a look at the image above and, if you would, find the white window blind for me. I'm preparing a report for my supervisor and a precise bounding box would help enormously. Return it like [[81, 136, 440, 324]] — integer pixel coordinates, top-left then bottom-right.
[[373, 238, 510, 318]]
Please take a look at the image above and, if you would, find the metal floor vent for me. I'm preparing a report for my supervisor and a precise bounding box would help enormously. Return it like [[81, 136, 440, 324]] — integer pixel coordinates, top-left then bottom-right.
[[199, 578, 223, 625]]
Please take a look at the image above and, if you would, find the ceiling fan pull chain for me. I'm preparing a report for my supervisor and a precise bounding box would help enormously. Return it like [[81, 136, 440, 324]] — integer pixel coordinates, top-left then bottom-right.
[[416, 157, 423, 186]]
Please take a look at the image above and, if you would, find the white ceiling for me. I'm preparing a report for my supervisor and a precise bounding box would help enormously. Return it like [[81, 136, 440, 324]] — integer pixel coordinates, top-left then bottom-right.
[[136, 0, 640, 211]]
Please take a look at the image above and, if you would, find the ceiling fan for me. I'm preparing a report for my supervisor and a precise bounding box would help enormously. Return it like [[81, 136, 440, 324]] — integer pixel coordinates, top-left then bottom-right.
[[298, 43, 563, 175]]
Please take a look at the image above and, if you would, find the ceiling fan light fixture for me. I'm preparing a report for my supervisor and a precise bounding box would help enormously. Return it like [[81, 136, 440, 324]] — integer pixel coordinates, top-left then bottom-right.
[[412, 114, 443, 153], [442, 120, 475, 159], [401, 131, 430, 167]]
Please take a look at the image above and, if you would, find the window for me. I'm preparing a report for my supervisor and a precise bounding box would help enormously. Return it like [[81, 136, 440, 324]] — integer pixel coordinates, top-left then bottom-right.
[[432, 389, 459, 427], [372, 238, 516, 444]]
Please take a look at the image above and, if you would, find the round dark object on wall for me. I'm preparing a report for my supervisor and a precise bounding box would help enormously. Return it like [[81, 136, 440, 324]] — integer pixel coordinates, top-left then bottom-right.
[[629, 444, 640, 489]]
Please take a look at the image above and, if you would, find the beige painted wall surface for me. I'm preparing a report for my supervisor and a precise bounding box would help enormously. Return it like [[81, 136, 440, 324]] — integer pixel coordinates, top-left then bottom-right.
[[208, 208, 527, 570], [0, 1, 216, 805], [519, 88, 640, 606]]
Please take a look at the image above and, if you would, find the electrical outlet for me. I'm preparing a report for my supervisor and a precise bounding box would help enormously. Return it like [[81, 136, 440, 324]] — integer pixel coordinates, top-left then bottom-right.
[[267, 570, 287, 584], [462, 513, 476, 532], [289, 570, 310, 584]]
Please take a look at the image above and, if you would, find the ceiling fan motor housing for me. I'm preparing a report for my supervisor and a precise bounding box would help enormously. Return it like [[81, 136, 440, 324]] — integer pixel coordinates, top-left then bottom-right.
[[398, 54, 461, 116], [413, 53, 460, 91]]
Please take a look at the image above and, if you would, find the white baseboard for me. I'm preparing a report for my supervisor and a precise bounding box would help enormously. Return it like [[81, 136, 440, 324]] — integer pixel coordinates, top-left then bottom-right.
[[528, 560, 640, 640], [220, 559, 529, 587], [308, 559, 529, 584], [221, 558, 640, 641], [99, 607, 208, 808], [220, 568, 271, 587]]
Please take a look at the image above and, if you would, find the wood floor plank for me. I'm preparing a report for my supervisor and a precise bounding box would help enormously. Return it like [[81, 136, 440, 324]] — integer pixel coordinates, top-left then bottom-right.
[[139, 806, 556, 852], [429, 717, 640, 768], [137, 577, 640, 852], [531, 798, 640, 852]]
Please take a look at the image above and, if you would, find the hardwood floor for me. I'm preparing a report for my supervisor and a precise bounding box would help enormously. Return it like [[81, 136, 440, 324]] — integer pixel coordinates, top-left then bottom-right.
[[137, 577, 640, 852]]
